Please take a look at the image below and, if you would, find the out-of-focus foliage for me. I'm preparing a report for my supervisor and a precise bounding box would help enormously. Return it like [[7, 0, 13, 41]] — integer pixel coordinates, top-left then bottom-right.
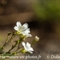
[[33, 0, 60, 21]]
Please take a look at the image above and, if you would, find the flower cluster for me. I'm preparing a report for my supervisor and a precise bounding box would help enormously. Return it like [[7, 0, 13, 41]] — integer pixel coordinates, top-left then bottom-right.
[[14, 21, 39, 54], [0, 21, 39, 56]]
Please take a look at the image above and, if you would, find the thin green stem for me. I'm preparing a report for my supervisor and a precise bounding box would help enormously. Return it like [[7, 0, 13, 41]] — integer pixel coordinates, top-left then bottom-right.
[[0, 32, 15, 53]]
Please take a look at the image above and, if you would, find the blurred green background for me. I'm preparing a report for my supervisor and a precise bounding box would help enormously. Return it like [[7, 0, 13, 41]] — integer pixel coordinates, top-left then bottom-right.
[[33, 0, 60, 22]]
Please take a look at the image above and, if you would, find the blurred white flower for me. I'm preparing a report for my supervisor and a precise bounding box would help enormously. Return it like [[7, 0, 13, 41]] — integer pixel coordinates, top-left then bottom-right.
[[14, 21, 32, 37], [22, 42, 34, 54]]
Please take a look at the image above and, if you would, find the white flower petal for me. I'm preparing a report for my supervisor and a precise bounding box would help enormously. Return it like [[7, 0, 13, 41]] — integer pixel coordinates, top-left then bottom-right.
[[28, 47, 34, 51], [27, 47, 34, 54], [14, 26, 18, 31], [24, 29, 30, 34], [26, 42, 31, 47], [20, 28, 31, 37], [22, 23, 28, 30], [22, 42, 25, 47], [22, 42, 28, 51], [16, 22, 21, 28], [25, 33, 32, 37]]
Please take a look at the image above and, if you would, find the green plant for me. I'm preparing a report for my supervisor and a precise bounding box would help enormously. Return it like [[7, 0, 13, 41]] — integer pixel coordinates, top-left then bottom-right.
[[0, 21, 39, 59]]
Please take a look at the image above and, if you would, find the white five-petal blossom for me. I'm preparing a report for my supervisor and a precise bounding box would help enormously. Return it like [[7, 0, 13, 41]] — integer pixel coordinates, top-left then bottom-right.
[[14, 21, 32, 37], [22, 42, 34, 54]]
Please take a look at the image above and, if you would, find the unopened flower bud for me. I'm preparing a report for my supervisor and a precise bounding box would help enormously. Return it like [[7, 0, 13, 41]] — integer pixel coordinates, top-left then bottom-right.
[[35, 36, 39, 41], [31, 36, 39, 45]]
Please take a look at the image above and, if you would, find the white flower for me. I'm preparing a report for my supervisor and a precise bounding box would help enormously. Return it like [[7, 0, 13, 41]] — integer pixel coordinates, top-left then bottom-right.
[[14, 21, 32, 37], [22, 42, 34, 54]]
